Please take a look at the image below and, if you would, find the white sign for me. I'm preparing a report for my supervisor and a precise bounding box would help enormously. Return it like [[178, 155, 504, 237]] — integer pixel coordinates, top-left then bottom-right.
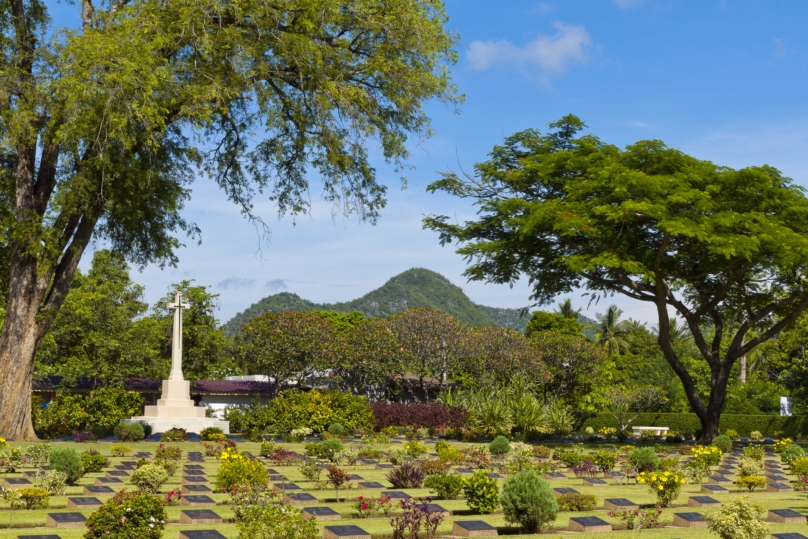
[[780, 396, 793, 417]]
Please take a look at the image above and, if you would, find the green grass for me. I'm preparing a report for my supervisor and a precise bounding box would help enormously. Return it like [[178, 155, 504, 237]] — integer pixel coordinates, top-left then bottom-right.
[[0, 439, 805, 538]]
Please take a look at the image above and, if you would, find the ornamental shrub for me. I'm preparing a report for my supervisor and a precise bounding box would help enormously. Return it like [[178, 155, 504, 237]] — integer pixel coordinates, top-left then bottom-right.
[[555, 448, 583, 468], [200, 427, 224, 441], [556, 492, 597, 511], [237, 500, 319, 539], [160, 427, 188, 442], [692, 445, 723, 467], [434, 440, 450, 452], [630, 447, 659, 473], [114, 422, 145, 442], [737, 476, 766, 492], [84, 491, 166, 539], [420, 460, 450, 475], [437, 447, 464, 463], [500, 470, 558, 533], [131, 464, 169, 494], [743, 444, 764, 461], [424, 472, 464, 499], [592, 449, 617, 472], [790, 456, 808, 477], [489, 435, 511, 456], [387, 462, 426, 488], [314, 439, 344, 461], [23, 444, 50, 467], [637, 470, 685, 507], [17, 487, 49, 509], [750, 430, 763, 441], [48, 447, 84, 485], [34, 387, 144, 439], [724, 428, 739, 440], [110, 445, 131, 457], [262, 389, 374, 433], [32, 470, 67, 496], [781, 444, 805, 465], [215, 450, 269, 492], [532, 445, 552, 458], [773, 438, 793, 453], [327, 422, 347, 435], [712, 434, 732, 453], [706, 497, 769, 539], [155, 445, 182, 461], [463, 470, 499, 514], [738, 458, 764, 478], [404, 440, 427, 457], [81, 450, 110, 473], [370, 402, 467, 430]]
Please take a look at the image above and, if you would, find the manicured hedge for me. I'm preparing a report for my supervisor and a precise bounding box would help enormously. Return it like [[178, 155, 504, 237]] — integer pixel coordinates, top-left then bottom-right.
[[370, 402, 466, 430], [581, 413, 808, 438]]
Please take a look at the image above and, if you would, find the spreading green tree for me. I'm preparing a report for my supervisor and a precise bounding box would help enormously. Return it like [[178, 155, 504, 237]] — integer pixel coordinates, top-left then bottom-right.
[[424, 115, 808, 441], [457, 325, 547, 388], [0, 0, 460, 439], [524, 311, 583, 337]]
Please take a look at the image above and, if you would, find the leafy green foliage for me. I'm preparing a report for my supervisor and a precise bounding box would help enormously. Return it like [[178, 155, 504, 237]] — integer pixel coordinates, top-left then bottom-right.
[[556, 492, 597, 512], [327, 423, 346, 436], [48, 447, 84, 485], [131, 464, 169, 494], [114, 422, 145, 442], [525, 311, 583, 337], [781, 444, 805, 465], [737, 476, 766, 492], [706, 497, 769, 539], [16, 488, 49, 510], [236, 499, 319, 539], [489, 435, 511, 456], [256, 389, 374, 434], [424, 472, 464, 499], [33, 387, 144, 439], [712, 434, 733, 453], [463, 470, 499, 514], [630, 447, 659, 473], [85, 491, 166, 539], [386, 462, 426, 488], [500, 470, 558, 533], [81, 450, 109, 473], [200, 427, 225, 442]]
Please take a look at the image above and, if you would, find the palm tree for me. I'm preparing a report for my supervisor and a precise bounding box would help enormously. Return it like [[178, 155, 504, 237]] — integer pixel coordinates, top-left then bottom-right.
[[554, 299, 581, 320], [594, 305, 630, 355]]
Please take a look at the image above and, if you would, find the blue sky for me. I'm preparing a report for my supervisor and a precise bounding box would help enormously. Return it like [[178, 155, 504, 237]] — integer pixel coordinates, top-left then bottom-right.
[[70, 0, 808, 324]]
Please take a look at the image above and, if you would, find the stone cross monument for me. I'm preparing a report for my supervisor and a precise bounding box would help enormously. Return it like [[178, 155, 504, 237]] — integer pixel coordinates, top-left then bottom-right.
[[123, 291, 229, 434]]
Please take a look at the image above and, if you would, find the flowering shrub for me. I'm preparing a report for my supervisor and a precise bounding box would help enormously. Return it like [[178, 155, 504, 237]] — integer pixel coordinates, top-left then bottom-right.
[[299, 461, 324, 482], [750, 430, 763, 441], [260, 440, 279, 458], [24, 444, 50, 467], [237, 499, 319, 539], [0, 437, 7, 448], [404, 441, 427, 457], [608, 507, 663, 530], [706, 497, 769, 539], [781, 444, 805, 465], [32, 470, 67, 496], [744, 444, 764, 461], [269, 448, 302, 466], [692, 445, 722, 467], [131, 464, 169, 494], [215, 450, 269, 492], [592, 449, 617, 472], [681, 460, 710, 484], [773, 438, 793, 453], [17, 487, 49, 509], [599, 427, 617, 436], [571, 460, 600, 478], [160, 428, 188, 442], [0, 448, 23, 473], [81, 450, 110, 473], [84, 491, 166, 539], [110, 445, 131, 457], [154, 444, 182, 461], [371, 402, 467, 430], [738, 458, 764, 478], [465, 447, 491, 469], [390, 498, 446, 539], [637, 470, 685, 507], [353, 494, 394, 518], [163, 490, 182, 506], [737, 476, 766, 491]]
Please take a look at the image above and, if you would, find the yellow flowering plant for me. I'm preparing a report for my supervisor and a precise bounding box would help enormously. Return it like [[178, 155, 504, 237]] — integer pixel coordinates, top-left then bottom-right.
[[0, 437, 7, 448], [637, 470, 685, 507], [692, 445, 722, 467], [774, 438, 793, 453], [215, 450, 268, 492], [404, 441, 427, 457]]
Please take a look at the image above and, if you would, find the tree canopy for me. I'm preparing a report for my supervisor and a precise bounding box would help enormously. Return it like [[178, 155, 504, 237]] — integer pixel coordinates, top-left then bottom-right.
[[424, 115, 808, 441]]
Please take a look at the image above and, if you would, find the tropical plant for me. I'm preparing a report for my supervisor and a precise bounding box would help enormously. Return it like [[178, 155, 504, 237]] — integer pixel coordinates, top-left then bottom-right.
[[387, 462, 425, 489], [594, 305, 630, 355]]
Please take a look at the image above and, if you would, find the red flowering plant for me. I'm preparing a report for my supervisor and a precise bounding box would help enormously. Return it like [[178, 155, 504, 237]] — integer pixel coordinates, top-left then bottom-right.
[[163, 490, 182, 506], [352, 494, 394, 518], [608, 507, 664, 531]]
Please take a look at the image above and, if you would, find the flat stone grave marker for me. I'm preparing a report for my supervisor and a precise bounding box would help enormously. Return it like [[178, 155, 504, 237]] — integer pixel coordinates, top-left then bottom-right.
[[67, 497, 103, 509], [303, 507, 341, 521], [688, 496, 721, 508], [569, 516, 612, 533], [83, 486, 114, 495], [422, 504, 449, 516], [17, 535, 63, 539], [772, 534, 808, 539], [269, 475, 287, 481], [583, 478, 608, 486], [604, 498, 638, 511], [46, 513, 87, 528], [285, 493, 319, 504], [114, 465, 134, 471], [545, 472, 566, 479], [607, 471, 625, 478], [23, 471, 39, 478], [95, 477, 123, 486], [382, 491, 411, 499], [181, 495, 216, 506], [487, 472, 503, 479], [274, 483, 301, 491], [357, 481, 385, 489], [184, 469, 206, 476], [188, 452, 204, 457], [375, 464, 394, 470], [348, 474, 364, 480], [455, 467, 475, 475], [182, 475, 208, 483], [322, 525, 371, 539], [265, 468, 279, 474], [767, 483, 793, 492], [39, 466, 50, 471], [708, 476, 731, 484], [2, 478, 31, 488], [768, 509, 807, 524], [553, 487, 579, 497], [179, 509, 222, 524], [767, 475, 789, 482], [106, 471, 129, 478], [134, 452, 152, 458], [356, 459, 377, 465], [179, 531, 228, 539], [181, 484, 212, 494], [451, 520, 498, 537], [701, 484, 728, 494], [184, 464, 204, 470], [673, 512, 707, 527]]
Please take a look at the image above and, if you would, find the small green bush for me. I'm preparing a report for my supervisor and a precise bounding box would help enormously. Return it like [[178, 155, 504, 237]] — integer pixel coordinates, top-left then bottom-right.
[[744, 445, 764, 461], [592, 450, 617, 472], [160, 427, 188, 442], [32, 470, 67, 496], [706, 497, 769, 539], [658, 457, 680, 472], [434, 440, 450, 452], [500, 470, 558, 533], [738, 458, 764, 478], [84, 491, 166, 539], [114, 422, 145, 442], [424, 473, 464, 499], [327, 422, 347, 435], [463, 470, 500, 514], [712, 434, 732, 453], [155, 445, 182, 461], [489, 435, 511, 456], [532, 445, 552, 458], [736, 476, 766, 492], [437, 447, 464, 463], [781, 444, 805, 465], [318, 439, 344, 461], [48, 447, 84, 485], [630, 447, 659, 473], [236, 499, 319, 539], [724, 428, 739, 440], [556, 492, 597, 511], [215, 454, 269, 492], [110, 445, 131, 457], [81, 450, 110, 473], [17, 487, 49, 509], [200, 427, 224, 441], [131, 464, 169, 494]]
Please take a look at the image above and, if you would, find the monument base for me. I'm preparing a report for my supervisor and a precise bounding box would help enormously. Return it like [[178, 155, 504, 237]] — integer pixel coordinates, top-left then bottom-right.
[[122, 417, 230, 435]]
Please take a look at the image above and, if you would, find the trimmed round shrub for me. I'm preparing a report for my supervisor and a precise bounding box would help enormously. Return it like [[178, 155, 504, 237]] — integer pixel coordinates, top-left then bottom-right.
[[424, 472, 464, 500], [17, 487, 49, 509], [214, 452, 269, 492], [489, 435, 511, 457], [781, 444, 805, 465], [463, 470, 500, 514], [48, 447, 84, 485], [200, 427, 224, 441], [434, 440, 450, 452], [706, 497, 768, 539], [113, 422, 145, 442], [630, 447, 659, 473], [319, 439, 344, 461], [556, 492, 597, 512], [85, 491, 166, 539], [500, 470, 558, 533], [712, 434, 732, 454], [131, 464, 169, 494], [327, 422, 347, 435], [81, 450, 110, 473]]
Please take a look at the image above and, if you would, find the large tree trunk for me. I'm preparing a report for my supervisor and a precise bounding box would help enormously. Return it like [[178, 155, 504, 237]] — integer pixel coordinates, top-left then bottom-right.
[[694, 365, 731, 444]]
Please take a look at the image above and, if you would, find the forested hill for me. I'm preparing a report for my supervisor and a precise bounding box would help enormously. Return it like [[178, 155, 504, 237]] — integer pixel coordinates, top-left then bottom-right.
[[224, 268, 536, 336]]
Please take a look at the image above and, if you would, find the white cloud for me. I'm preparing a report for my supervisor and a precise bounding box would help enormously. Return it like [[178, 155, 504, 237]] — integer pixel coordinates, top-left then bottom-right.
[[773, 38, 795, 61], [217, 277, 256, 289], [614, 0, 644, 8], [265, 279, 289, 292], [530, 2, 554, 15], [468, 22, 591, 74]]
